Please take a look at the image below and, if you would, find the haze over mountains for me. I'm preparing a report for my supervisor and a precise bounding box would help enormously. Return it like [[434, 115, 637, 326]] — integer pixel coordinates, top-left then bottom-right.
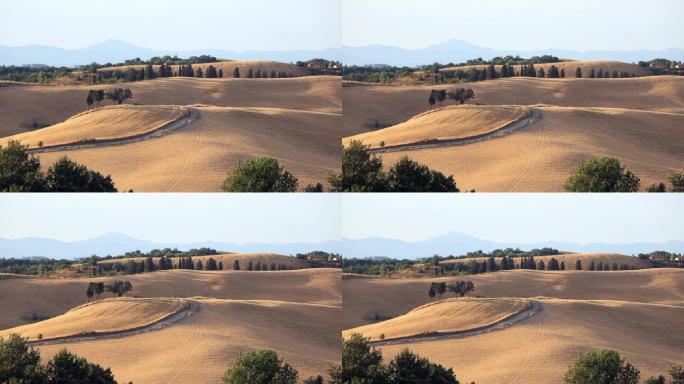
[[2, 39, 683, 67], [342, 39, 684, 66], [0, 39, 342, 67], [1, 231, 682, 259]]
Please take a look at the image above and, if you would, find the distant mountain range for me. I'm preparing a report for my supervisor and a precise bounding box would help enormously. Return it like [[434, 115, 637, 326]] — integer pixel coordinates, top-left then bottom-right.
[[0, 39, 342, 67], [341, 39, 684, 66], [1, 231, 682, 260], [2, 39, 682, 67]]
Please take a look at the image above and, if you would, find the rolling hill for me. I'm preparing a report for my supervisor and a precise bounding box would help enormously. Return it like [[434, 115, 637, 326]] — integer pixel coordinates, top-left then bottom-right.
[[0, 267, 342, 384], [342, 75, 684, 191], [0, 75, 343, 191], [342, 268, 684, 383]]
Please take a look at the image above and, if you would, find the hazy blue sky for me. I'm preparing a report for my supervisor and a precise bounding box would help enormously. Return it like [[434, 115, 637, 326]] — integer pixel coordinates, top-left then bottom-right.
[[0, 194, 341, 243], [1, 194, 682, 244], [0, 0, 341, 50], [342, 194, 684, 243], [342, 0, 684, 50]]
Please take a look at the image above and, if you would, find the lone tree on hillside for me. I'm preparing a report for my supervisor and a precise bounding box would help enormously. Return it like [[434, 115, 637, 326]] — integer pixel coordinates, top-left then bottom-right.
[[206, 65, 218, 78], [86, 92, 94, 110], [564, 157, 640, 192], [222, 349, 298, 384], [222, 157, 298, 192], [564, 349, 640, 384]]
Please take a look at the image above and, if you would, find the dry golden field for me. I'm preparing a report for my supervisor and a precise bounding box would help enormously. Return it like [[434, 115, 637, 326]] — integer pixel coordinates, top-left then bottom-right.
[[0, 73, 342, 191], [5, 105, 189, 148], [343, 297, 531, 342], [0, 268, 342, 383], [0, 298, 188, 341], [342, 75, 684, 191], [342, 268, 684, 383]]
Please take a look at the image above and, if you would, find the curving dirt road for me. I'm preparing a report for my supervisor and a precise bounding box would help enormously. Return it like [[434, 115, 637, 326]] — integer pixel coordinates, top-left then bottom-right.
[[368, 108, 542, 154], [27, 299, 200, 346], [27, 108, 201, 154], [368, 300, 542, 347]]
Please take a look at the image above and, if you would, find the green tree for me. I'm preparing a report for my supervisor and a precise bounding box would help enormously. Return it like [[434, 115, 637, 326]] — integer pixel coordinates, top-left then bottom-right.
[[206, 257, 218, 270], [328, 333, 386, 384], [564, 157, 640, 192], [669, 169, 684, 192], [329, 141, 387, 192], [86, 91, 94, 110], [0, 333, 45, 383], [669, 365, 684, 384], [428, 92, 436, 109], [0, 140, 46, 191], [563, 349, 639, 384], [304, 375, 325, 384], [45, 156, 117, 192], [222, 157, 298, 192], [222, 349, 298, 384], [304, 182, 324, 192], [206, 65, 218, 78], [46, 349, 117, 384], [387, 349, 459, 384], [387, 157, 459, 192]]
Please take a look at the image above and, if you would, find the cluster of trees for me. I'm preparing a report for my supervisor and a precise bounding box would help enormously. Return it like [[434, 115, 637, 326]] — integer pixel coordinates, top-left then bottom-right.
[[564, 349, 683, 384], [221, 349, 331, 384], [428, 280, 475, 301], [85, 247, 217, 276], [328, 333, 465, 384], [85, 280, 133, 301], [342, 257, 416, 276], [223, 157, 299, 192], [0, 141, 117, 191], [94, 64, 296, 84], [0, 333, 123, 383], [428, 88, 475, 109], [0, 257, 73, 276], [0, 64, 73, 83], [86, 88, 132, 108], [343, 65, 415, 83], [94, 255, 301, 276], [329, 141, 460, 192], [294, 251, 343, 268], [565, 157, 684, 192]]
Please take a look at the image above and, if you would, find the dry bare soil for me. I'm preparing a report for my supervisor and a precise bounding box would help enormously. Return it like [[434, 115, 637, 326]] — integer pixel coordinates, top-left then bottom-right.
[[342, 268, 684, 383], [342, 74, 684, 191], [0, 268, 342, 384], [0, 66, 343, 191]]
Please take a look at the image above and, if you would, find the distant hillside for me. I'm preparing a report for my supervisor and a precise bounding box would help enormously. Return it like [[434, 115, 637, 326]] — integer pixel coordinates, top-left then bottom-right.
[[341, 39, 684, 66], [0, 39, 341, 67], [1, 232, 683, 259]]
